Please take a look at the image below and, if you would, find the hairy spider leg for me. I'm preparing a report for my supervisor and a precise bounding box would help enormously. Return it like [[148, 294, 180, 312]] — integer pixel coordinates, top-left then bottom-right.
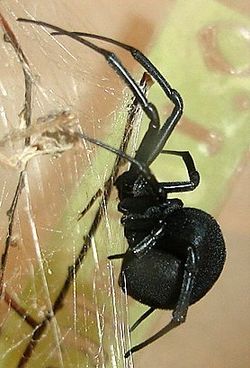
[[125, 246, 197, 357], [158, 150, 200, 193]]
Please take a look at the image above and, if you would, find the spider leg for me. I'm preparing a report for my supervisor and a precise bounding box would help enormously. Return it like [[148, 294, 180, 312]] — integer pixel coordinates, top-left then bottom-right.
[[17, 19, 183, 166], [17, 19, 159, 131], [130, 307, 155, 332], [125, 246, 197, 357], [159, 150, 200, 193], [108, 253, 126, 260], [52, 31, 183, 164], [75, 130, 157, 187], [55, 31, 184, 165], [130, 225, 166, 258], [79, 72, 153, 221]]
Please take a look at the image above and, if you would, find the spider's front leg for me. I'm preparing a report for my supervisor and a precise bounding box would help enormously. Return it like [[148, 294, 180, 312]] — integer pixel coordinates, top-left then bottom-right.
[[159, 150, 200, 193]]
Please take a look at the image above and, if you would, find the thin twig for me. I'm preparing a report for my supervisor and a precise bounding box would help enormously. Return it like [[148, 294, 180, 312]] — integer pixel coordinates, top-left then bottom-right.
[[0, 14, 32, 299], [17, 73, 152, 367], [4, 291, 40, 329]]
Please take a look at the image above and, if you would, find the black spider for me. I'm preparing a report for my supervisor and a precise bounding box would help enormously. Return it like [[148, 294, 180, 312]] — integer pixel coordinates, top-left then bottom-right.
[[18, 18, 226, 359]]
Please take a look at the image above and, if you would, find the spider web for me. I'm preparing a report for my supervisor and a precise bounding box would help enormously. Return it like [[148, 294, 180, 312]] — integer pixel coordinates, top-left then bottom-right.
[[0, 6, 149, 368], [2, 2, 249, 368]]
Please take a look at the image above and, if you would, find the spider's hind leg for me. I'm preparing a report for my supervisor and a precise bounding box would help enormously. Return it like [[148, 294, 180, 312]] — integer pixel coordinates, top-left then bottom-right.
[[125, 246, 197, 357], [130, 307, 155, 332]]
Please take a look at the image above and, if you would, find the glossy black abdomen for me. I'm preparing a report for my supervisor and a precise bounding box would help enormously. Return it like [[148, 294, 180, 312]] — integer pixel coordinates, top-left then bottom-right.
[[119, 207, 226, 310]]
